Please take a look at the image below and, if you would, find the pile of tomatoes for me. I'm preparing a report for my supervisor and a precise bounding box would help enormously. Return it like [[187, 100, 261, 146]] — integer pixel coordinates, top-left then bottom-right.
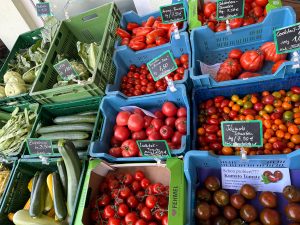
[[199, 0, 269, 32], [116, 16, 183, 51], [120, 54, 189, 97], [109, 102, 187, 158], [215, 42, 288, 82], [90, 170, 169, 225], [197, 86, 300, 155]]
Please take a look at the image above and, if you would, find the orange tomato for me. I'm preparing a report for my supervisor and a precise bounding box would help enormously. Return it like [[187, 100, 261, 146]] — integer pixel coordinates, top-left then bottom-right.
[[291, 134, 300, 144], [294, 108, 300, 113], [251, 96, 258, 104], [222, 147, 233, 155], [229, 101, 234, 107], [223, 107, 230, 114], [262, 91, 270, 96], [264, 149, 272, 155], [287, 142, 295, 149], [211, 115, 218, 119], [197, 127, 205, 136], [288, 124, 300, 135], [294, 112, 300, 118], [284, 96, 292, 102], [263, 120, 272, 129], [271, 124, 278, 131], [295, 118, 300, 125], [274, 119, 282, 125], [276, 130, 285, 139], [232, 104, 240, 112], [272, 150, 281, 155], [268, 137, 278, 143], [262, 114, 271, 120], [273, 100, 282, 108], [279, 124, 287, 131], [239, 115, 245, 120], [284, 133, 291, 140], [283, 148, 292, 154], [279, 89, 286, 96], [245, 115, 255, 120], [282, 102, 292, 110], [264, 143, 272, 150]]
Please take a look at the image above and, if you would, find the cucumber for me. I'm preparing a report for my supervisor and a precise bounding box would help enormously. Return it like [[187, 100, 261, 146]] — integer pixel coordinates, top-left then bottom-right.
[[72, 140, 90, 149], [29, 171, 47, 218], [39, 132, 89, 140], [58, 140, 81, 215], [13, 210, 62, 225], [37, 123, 94, 134], [53, 115, 96, 124], [57, 159, 68, 197], [52, 172, 67, 221], [76, 111, 98, 116]]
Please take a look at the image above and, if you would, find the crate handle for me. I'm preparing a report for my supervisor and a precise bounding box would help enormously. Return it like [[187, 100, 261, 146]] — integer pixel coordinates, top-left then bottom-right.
[[82, 13, 98, 22], [52, 89, 79, 96]]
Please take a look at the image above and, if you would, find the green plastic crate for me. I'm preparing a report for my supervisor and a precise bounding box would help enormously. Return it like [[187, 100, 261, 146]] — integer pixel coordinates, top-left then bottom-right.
[[0, 157, 87, 225], [22, 97, 102, 158], [0, 29, 42, 107], [30, 3, 121, 104], [0, 103, 39, 157]]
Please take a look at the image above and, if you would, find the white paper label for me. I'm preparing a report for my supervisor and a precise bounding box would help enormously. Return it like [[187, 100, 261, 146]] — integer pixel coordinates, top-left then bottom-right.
[[199, 61, 221, 79], [221, 167, 291, 192], [120, 106, 157, 118]]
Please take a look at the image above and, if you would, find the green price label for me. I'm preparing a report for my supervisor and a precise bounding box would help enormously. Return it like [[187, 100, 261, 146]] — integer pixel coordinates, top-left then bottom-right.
[[137, 140, 171, 158], [54, 59, 79, 81], [36, 2, 52, 17], [160, 2, 187, 24], [27, 138, 53, 155], [217, 0, 245, 21]]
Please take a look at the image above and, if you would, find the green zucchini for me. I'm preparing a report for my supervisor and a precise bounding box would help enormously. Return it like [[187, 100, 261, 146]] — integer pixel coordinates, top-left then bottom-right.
[[13, 209, 62, 225], [58, 140, 81, 215], [37, 123, 94, 134], [39, 132, 89, 140], [57, 159, 68, 197], [53, 115, 96, 124], [52, 172, 67, 221], [29, 171, 47, 218]]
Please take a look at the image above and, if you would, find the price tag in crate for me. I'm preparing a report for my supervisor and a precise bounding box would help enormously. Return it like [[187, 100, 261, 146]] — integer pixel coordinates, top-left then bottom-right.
[[147, 50, 178, 81], [36, 2, 52, 17], [274, 23, 300, 68], [221, 120, 263, 148], [137, 140, 171, 158], [54, 59, 79, 81], [27, 138, 53, 155], [217, 0, 245, 21], [160, 2, 187, 24]]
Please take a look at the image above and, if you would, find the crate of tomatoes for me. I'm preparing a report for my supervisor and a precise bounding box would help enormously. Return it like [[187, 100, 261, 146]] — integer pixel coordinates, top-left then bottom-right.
[[107, 32, 191, 97], [115, 0, 188, 52], [193, 73, 300, 156], [74, 158, 186, 225], [184, 150, 300, 225], [190, 6, 297, 89], [90, 84, 190, 162]]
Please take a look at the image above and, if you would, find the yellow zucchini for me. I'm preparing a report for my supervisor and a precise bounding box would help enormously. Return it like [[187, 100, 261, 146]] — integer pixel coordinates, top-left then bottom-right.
[[8, 213, 14, 222], [44, 187, 53, 212], [24, 198, 30, 210], [28, 178, 33, 192], [13, 210, 63, 225], [47, 173, 54, 200]]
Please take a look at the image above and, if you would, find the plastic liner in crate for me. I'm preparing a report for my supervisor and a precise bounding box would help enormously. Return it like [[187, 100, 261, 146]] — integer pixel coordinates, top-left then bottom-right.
[[0, 103, 39, 157], [190, 6, 297, 89], [184, 150, 300, 225], [22, 97, 102, 158], [107, 32, 191, 97], [0, 158, 18, 211], [191, 73, 300, 150], [115, 0, 188, 50], [30, 3, 121, 104], [0, 157, 87, 225], [0, 29, 43, 107], [90, 84, 190, 162], [74, 158, 186, 225]]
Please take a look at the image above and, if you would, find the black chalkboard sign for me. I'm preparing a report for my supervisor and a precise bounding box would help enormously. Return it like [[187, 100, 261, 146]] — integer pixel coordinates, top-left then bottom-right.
[[160, 2, 187, 24], [217, 0, 244, 21], [221, 120, 263, 147], [147, 50, 178, 81], [36, 2, 51, 17], [274, 23, 300, 54], [136, 140, 171, 157], [53, 59, 79, 81], [27, 139, 53, 155]]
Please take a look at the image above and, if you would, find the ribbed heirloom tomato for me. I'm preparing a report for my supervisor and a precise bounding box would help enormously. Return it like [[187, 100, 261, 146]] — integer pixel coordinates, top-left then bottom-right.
[[240, 50, 265, 72]]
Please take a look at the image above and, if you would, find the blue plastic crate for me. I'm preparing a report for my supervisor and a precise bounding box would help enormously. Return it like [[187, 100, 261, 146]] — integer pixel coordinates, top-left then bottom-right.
[[192, 73, 300, 150], [184, 150, 300, 225], [107, 32, 191, 97], [90, 84, 190, 162], [190, 6, 297, 88], [115, 0, 188, 51]]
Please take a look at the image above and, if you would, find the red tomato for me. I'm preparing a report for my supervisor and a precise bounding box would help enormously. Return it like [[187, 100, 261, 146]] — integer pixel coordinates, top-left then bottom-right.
[[125, 212, 138, 224], [207, 21, 215, 31], [215, 22, 227, 32], [238, 72, 261, 79], [148, 131, 162, 140], [109, 147, 122, 157], [271, 60, 288, 73], [117, 203, 129, 217], [230, 18, 244, 29], [257, 16, 265, 23], [172, 131, 183, 145], [215, 72, 232, 82], [119, 187, 131, 199], [218, 58, 242, 79], [127, 195, 139, 208], [97, 193, 111, 207], [104, 205, 115, 218], [108, 218, 120, 225], [123, 173, 134, 185], [143, 116, 153, 128], [135, 219, 147, 225], [116, 111, 131, 126], [260, 42, 287, 62], [140, 207, 152, 221], [121, 38, 130, 46], [160, 125, 174, 139], [244, 3, 252, 15], [145, 195, 158, 209], [146, 29, 167, 44], [132, 130, 147, 140], [129, 42, 147, 51], [255, 0, 268, 7], [134, 27, 153, 36], [140, 178, 150, 189], [156, 36, 169, 46], [180, 54, 189, 64], [114, 126, 130, 142], [175, 117, 187, 134], [150, 118, 164, 131], [121, 140, 139, 157], [154, 209, 167, 220], [130, 36, 146, 45], [240, 50, 265, 72], [204, 2, 217, 18], [209, 12, 217, 23], [165, 117, 176, 127], [162, 102, 178, 117], [127, 22, 139, 31], [157, 23, 172, 30], [116, 28, 131, 39], [145, 16, 155, 27], [243, 16, 256, 26], [162, 215, 168, 225], [253, 6, 264, 17], [228, 49, 243, 59], [177, 107, 187, 117], [128, 114, 144, 132], [134, 170, 145, 181]]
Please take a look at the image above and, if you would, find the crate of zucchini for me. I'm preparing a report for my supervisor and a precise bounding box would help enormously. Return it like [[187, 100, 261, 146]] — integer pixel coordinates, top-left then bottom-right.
[[30, 3, 121, 104], [0, 17, 59, 107], [0, 141, 87, 225], [22, 97, 102, 158], [0, 103, 38, 157]]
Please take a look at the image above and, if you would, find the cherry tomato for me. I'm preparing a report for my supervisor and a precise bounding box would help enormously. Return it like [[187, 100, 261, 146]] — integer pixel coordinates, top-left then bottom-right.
[[127, 195, 138, 208], [104, 205, 115, 218], [117, 203, 129, 217], [145, 195, 158, 209], [152, 183, 165, 194], [97, 193, 111, 207], [125, 212, 138, 224], [140, 207, 152, 221], [180, 54, 189, 64]]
